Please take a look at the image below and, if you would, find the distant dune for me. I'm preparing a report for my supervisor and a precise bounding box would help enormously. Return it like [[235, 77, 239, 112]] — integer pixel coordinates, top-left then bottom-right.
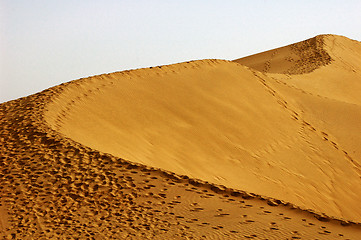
[[1, 34, 361, 239]]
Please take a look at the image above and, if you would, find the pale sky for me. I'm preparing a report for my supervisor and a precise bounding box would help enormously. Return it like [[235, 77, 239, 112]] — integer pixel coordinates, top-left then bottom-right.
[[1, 0, 361, 103]]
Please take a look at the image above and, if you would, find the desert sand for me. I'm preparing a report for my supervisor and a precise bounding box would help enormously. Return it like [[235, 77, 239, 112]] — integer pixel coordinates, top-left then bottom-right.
[[1, 34, 361, 239]]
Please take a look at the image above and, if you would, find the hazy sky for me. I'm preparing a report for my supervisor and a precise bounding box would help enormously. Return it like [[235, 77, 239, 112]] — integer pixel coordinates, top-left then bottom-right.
[[1, 0, 361, 103]]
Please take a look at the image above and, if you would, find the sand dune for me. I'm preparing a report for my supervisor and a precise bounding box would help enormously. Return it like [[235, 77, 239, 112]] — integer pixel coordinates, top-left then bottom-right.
[[235, 34, 361, 180], [1, 34, 361, 239]]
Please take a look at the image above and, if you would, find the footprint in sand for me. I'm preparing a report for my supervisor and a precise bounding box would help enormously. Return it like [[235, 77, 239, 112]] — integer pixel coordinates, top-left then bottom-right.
[[214, 213, 230, 217], [245, 219, 255, 223]]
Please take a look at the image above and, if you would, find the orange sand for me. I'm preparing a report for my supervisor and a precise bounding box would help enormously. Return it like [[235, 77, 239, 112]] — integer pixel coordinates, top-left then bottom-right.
[[1, 34, 361, 239]]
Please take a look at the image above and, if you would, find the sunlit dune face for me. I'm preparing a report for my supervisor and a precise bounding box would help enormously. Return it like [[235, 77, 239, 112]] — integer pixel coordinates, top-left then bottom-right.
[[46, 35, 361, 223], [2, 35, 361, 239]]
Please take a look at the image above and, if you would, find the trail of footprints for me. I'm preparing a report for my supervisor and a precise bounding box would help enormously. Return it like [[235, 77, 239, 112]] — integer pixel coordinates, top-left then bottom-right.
[[53, 81, 113, 131], [261, 49, 278, 73], [250, 70, 361, 176]]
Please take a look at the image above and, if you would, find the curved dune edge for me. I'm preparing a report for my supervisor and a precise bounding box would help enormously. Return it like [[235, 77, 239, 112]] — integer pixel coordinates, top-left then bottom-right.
[[44, 57, 361, 222], [44, 61, 360, 224], [43, 78, 360, 226]]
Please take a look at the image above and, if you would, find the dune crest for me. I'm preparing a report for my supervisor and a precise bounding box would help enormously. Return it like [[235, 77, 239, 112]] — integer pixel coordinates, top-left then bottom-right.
[[233, 35, 333, 74], [234, 34, 361, 104], [1, 35, 361, 238]]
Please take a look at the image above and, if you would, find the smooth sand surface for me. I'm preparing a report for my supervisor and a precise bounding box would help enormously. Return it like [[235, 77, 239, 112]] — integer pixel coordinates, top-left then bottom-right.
[[1, 34, 361, 239]]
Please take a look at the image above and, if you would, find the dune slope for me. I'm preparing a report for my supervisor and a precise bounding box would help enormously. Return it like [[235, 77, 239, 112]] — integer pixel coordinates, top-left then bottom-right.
[[235, 35, 361, 179], [1, 34, 361, 239], [45, 37, 361, 222], [232, 34, 361, 220]]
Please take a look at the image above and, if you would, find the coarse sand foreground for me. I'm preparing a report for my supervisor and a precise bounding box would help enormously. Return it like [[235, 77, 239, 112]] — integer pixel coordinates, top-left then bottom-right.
[[1, 34, 361, 239]]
